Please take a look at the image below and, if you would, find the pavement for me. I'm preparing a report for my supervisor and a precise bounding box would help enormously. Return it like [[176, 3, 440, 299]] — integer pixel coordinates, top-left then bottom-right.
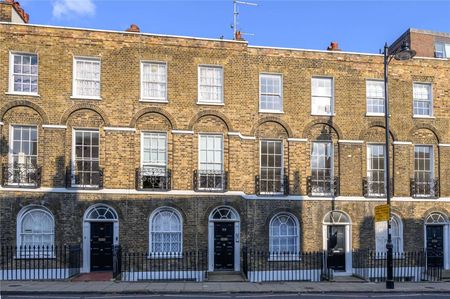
[[1, 280, 450, 295]]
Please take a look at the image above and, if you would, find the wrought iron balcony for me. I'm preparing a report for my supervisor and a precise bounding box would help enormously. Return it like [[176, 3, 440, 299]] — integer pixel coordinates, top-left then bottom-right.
[[136, 167, 171, 191], [307, 176, 339, 197], [255, 171, 289, 196], [1, 163, 41, 188], [193, 170, 227, 192], [65, 166, 103, 189], [363, 177, 394, 198], [410, 178, 439, 198]]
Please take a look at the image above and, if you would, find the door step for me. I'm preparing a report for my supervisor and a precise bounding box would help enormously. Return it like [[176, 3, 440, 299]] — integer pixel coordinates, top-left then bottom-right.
[[332, 275, 366, 283], [71, 272, 113, 281], [442, 270, 450, 281], [207, 271, 246, 282]]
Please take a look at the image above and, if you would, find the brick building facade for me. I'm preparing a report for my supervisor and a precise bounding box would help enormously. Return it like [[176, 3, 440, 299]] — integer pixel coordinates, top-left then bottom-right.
[[1, 3, 449, 276]]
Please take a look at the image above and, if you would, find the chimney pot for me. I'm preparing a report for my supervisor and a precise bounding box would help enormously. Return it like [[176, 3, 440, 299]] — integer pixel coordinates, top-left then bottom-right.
[[327, 41, 341, 51], [126, 24, 140, 33]]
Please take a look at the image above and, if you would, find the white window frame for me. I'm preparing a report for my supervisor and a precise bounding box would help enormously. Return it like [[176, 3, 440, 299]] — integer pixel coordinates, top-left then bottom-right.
[[310, 141, 334, 196], [413, 145, 435, 197], [71, 128, 100, 188], [8, 124, 39, 186], [140, 131, 168, 174], [198, 134, 224, 191], [140, 61, 168, 102], [375, 214, 403, 254], [413, 82, 433, 118], [366, 79, 385, 116], [8, 52, 39, 96], [435, 42, 450, 58], [259, 73, 283, 113], [72, 56, 102, 100], [311, 76, 334, 116], [366, 143, 386, 197], [149, 207, 183, 258], [259, 139, 284, 195], [197, 65, 224, 105], [16, 206, 55, 258], [269, 213, 300, 260]]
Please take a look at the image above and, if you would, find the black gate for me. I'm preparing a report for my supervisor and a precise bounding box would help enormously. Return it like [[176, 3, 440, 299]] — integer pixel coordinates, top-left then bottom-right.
[[90, 222, 114, 271], [214, 222, 234, 270]]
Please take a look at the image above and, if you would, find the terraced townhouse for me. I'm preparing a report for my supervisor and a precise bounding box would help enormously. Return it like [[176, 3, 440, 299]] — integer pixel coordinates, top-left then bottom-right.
[[0, 0, 449, 279]]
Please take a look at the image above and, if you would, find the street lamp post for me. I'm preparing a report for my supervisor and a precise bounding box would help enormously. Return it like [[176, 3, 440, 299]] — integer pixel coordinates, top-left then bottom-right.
[[383, 41, 416, 289]]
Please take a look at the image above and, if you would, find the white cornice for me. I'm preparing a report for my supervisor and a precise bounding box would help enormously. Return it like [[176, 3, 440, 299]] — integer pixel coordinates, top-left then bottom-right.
[[172, 130, 194, 135], [42, 124, 67, 129], [287, 138, 308, 142], [338, 140, 364, 144], [228, 132, 256, 140], [439, 144, 450, 147], [104, 127, 136, 132], [0, 122, 3, 126], [393, 141, 413, 145]]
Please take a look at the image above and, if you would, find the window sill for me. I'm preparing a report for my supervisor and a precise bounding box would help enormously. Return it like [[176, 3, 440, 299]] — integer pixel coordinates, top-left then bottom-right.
[[70, 96, 102, 100], [258, 192, 285, 196], [259, 110, 284, 114], [310, 192, 334, 197], [148, 253, 182, 259], [413, 115, 435, 119], [311, 113, 335, 117], [196, 101, 225, 106], [268, 254, 300, 261], [5, 92, 40, 97], [139, 98, 168, 103], [365, 113, 385, 117]]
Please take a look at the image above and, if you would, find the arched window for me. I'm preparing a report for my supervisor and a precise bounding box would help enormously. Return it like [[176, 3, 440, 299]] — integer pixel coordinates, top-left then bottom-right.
[[375, 214, 403, 253], [17, 207, 54, 249], [269, 213, 299, 254], [149, 207, 182, 255], [425, 212, 448, 224]]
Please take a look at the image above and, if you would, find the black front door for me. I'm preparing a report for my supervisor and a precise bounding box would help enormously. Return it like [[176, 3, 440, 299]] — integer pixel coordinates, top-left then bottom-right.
[[90, 222, 114, 271], [426, 225, 444, 267], [214, 222, 235, 270], [327, 225, 346, 271]]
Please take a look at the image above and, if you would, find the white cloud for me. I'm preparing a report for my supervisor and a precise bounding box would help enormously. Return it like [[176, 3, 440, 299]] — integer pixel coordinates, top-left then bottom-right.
[[52, 0, 96, 19]]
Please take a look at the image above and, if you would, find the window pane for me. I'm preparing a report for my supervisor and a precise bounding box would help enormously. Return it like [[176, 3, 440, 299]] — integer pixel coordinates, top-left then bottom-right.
[[198, 66, 223, 103], [11, 54, 38, 93], [260, 74, 282, 112]]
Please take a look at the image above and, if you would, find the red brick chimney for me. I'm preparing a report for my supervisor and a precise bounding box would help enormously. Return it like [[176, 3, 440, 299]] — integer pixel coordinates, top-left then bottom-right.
[[1, 0, 29, 23], [327, 42, 341, 51], [234, 30, 245, 41], [125, 24, 140, 33]]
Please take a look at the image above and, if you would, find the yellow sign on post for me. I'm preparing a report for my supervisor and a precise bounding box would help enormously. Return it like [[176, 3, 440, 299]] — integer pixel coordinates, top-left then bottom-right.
[[375, 204, 390, 222]]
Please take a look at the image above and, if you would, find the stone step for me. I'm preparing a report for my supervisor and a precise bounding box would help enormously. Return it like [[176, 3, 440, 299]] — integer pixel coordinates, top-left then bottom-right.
[[207, 271, 246, 282], [442, 270, 450, 279], [332, 275, 366, 283]]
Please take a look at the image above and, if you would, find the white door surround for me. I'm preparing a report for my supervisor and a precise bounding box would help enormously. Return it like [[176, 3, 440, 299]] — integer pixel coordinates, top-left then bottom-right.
[[424, 212, 449, 270], [322, 210, 352, 276], [82, 203, 119, 273], [208, 206, 240, 272]]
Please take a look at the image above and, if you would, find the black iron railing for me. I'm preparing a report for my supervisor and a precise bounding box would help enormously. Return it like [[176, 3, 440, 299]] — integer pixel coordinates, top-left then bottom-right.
[[0, 244, 81, 281], [255, 172, 289, 196], [117, 249, 207, 281], [363, 177, 394, 198], [113, 245, 122, 279], [352, 249, 442, 282], [307, 176, 339, 197], [242, 248, 324, 282], [193, 170, 227, 192], [65, 166, 103, 189], [2, 163, 41, 188], [410, 178, 439, 198], [136, 168, 171, 191]]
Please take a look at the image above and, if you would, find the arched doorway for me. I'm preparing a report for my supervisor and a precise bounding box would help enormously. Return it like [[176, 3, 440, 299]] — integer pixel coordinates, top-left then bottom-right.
[[424, 212, 449, 269], [208, 206, 240, 272], [322, 210, 352, 275], [82, 204, 119, 273]]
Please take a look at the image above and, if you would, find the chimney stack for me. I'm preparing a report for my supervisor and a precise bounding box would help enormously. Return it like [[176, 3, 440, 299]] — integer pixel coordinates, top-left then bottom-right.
[[0, 0, 29, 23], [125, 24, 140, 33], [327, 42, 341, 51]]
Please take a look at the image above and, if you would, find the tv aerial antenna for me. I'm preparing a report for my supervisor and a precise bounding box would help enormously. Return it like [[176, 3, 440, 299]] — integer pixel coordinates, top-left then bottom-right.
[[232, 0, 257, 40]]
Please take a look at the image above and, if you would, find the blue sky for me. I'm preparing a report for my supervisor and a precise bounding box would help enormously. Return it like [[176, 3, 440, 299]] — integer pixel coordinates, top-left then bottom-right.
[[17, 0, 450, 53]]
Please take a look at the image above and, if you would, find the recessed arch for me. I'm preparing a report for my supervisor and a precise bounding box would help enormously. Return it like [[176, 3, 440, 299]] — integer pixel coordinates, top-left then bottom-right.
[[84, 203, 119, 221], [251, 116, 293, 138], [302, 119, 342, 140], [209, 205, 240, 221], [359, 121, 397, 141], [0, 100, 49, 124], [410, 125, 441, 144], [425, 212, 449, 224], [130, 107, 176, 129], [188, 110, 232, 132], [60, 103, 110, 126], [323, 210, 351, 224]]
